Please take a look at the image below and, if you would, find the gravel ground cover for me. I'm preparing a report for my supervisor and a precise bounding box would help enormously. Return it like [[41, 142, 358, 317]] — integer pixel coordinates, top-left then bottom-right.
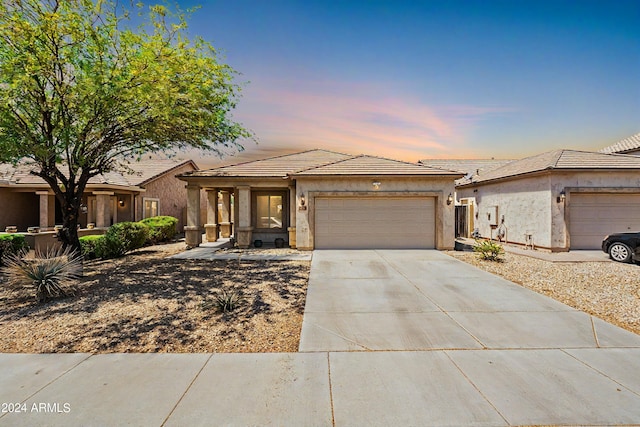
[[0, 242, 310, 353], [447, 251, 640, 335]]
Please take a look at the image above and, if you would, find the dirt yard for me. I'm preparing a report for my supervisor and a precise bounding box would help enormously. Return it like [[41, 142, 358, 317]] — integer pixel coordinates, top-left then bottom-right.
[[0, 243, 310, 353]]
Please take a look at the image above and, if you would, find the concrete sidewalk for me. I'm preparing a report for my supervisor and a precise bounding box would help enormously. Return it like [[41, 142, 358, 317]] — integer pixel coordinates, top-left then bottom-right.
[[2, 349, 640, 426]]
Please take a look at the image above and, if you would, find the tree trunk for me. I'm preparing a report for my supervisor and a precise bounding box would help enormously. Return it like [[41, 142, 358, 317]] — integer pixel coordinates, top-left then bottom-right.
[[58, 193, 82, 253]]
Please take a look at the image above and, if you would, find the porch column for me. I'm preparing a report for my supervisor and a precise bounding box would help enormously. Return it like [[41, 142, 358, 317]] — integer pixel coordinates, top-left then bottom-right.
[[235, 185, 253, 248], [287, 185, 297, 248], [36, 191, 54, 229], [219, 190, 232, 238], [93, 191, 114, 228], [184, 185, 202, 247], [204, 188, 219, 242]]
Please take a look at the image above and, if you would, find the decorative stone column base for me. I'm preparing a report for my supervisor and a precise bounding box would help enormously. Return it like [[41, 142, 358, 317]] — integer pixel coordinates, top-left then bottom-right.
[[287, 227, 297, 248], [236, 226, 254, 249], [184, 226, 202, 248], [204, 223, 219, 242], [219, 222, 232, 238]]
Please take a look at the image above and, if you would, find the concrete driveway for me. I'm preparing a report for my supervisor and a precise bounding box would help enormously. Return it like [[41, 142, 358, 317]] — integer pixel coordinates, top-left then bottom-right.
[[299, 249, 637, 351]]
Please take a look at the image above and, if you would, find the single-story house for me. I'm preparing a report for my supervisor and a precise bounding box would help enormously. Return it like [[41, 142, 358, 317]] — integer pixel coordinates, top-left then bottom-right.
[[599, 132, 640, 156], [451, 149, 640, 251], [177, 149, 463, 250], [0, 158, 198, 233]]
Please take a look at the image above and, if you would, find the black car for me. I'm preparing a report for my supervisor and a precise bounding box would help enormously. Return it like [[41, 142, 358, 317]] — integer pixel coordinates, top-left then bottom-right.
[[602, 232, 640, 263]]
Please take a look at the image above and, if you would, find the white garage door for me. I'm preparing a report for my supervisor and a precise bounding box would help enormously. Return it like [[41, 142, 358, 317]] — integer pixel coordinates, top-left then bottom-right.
[[314, 197, 436, 249], [569, 193, 640, 249]]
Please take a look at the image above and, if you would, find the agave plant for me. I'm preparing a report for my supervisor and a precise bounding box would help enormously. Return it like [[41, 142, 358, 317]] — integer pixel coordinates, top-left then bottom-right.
[[2, 247, 83, 302], [213, 290, 245, 313]]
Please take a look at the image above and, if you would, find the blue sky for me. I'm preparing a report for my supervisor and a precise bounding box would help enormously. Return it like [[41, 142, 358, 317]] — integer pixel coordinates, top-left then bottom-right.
[[173, 0, 639, 164]]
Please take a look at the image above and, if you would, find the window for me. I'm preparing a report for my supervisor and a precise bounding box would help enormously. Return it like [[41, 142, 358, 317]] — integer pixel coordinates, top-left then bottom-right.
[[255, 193, 284, 229], [144, 198, 159, 218]]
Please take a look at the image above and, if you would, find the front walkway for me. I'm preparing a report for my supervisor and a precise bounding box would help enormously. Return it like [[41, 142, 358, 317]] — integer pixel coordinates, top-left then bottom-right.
[[170, 238, 312, 261], [1, 250, 639, 426]]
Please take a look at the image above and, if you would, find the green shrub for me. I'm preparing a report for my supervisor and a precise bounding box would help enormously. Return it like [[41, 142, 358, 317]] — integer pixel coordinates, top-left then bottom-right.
[[0, 234, 29, 265], [96, 222, 149, 259], [79, 235, 104, 259], [2, 247, 82, 303], [473, 239, 505, 261], [139, 216, 178, 244]]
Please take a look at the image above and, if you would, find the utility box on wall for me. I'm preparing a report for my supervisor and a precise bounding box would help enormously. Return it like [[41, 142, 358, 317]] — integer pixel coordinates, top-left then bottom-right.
[[487, 205, 499, 226]]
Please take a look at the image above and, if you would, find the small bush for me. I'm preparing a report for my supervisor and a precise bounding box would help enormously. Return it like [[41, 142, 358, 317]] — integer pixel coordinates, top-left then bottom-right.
[[97, 222, 149, 259], [139, 216, 178, 244], [203, 290, 245, 313], [2, 247, 82, 303], [0, 234, 29, 265], [473, 239, 505, 261], [79, 235, 104, 259]]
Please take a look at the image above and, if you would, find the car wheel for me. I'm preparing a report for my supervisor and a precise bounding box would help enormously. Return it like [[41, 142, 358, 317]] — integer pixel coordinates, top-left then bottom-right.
[[609, 242, 632, 263]]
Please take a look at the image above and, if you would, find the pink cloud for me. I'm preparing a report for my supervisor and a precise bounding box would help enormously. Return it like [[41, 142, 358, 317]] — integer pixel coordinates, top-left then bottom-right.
[[230, 78, 515, 162]]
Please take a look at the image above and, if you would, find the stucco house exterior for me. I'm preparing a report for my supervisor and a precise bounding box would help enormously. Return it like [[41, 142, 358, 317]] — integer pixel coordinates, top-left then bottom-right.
[[599, 132, 640, 156], [453, 149, 640, 251], [0, 158, 198, 233], [178, 149, 462, 250]]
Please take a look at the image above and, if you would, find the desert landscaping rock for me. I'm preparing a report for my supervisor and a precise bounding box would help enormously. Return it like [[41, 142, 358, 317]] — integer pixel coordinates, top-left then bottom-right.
[[447, 251, 640, 335], [0, 242, 310, 353]]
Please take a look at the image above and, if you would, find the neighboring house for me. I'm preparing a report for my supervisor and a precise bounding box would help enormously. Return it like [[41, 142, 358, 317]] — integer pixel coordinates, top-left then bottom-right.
[[0, 158, 198, 232], [178, 149, 463, 250], [455, 149, 640, 251], [599, 132, 640, 156], [418, 159, 515, 237]]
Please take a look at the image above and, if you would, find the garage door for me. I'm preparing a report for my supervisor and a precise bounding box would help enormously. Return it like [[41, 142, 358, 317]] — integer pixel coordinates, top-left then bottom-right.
[[569, 193, 640, 249], [314, 197, 435, 249]]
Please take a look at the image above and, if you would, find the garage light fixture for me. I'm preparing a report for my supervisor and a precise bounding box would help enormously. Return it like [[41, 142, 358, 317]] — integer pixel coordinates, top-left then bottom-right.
[[118, 198, 125, 207], [300, 193, 305, 207], [557, 191, 566, 203], [447, 193, 454, 205], [372, 181, 381, 189]]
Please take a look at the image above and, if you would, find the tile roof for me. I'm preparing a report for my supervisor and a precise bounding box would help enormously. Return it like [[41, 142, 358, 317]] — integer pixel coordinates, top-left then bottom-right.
[[458, 149, 640, 186], [293, 155, 463, 176], [419, 159, 515, 178], [0, 158, 195, 188], [182, 149, 463, 178], [183, 149, 352, 178], [599, 132, 640, 154]]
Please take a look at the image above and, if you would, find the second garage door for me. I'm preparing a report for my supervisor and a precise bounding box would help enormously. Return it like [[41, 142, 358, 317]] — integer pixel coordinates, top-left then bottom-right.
[[314, 197, 436, 249], [569, 193, 640, 249]]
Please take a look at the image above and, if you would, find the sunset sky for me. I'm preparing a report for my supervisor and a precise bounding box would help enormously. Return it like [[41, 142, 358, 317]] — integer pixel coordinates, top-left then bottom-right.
[[173, 0, 639, 167]]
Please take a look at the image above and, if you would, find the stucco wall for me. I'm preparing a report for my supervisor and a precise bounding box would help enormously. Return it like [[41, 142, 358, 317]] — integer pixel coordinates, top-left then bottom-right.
[[295, 177, 457, 250], [457, 175, 553, 248], [135, 163, 196, 231], [0, 189, 39, 231], [457, 170, 640, 251]]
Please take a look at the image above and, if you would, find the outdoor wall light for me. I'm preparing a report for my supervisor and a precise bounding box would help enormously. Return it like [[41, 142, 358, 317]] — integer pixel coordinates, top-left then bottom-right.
[[372, 181, 381, 189], [446, 193, 454, 205], [557, 191, 566, 203], [118, 198, 125, 207], [80, 204, 88, 214], [300, 193, 305, 207]]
